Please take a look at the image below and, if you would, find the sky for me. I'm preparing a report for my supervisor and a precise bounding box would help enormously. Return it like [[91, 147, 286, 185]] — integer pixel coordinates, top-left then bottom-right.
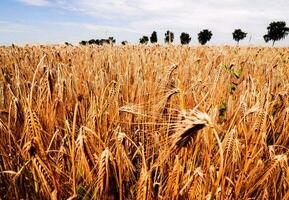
[[0, 0, 288, 45]]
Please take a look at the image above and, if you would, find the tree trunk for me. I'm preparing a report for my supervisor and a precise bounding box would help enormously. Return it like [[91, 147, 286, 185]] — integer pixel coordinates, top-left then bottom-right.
[[272, 40, 275, 46]]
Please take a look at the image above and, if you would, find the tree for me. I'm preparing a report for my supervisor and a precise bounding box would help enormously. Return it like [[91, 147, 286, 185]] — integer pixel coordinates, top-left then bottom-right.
[[150, 31, 158, 43], [139, 36, 149, 44], [100, 39, 108, 45], [79, 41, 88, 45], [198, 29, 213, 45], [88, 39, 96, 45], [65, 42, 72, 46], [263, 21, 289, 46], [108, 37, 116, 44], [165, 30, 174, 44], [232, 29, 247, 44], [121, 41, 128, 45], [180, 32, 191, 44], [95, 39, 100, 45]]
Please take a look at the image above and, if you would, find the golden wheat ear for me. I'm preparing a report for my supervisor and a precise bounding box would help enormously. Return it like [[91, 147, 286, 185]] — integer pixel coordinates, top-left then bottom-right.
[[174, 124, 206, 149], [170, 110, 212, 153], [23, 109, 46, 157], [75, 128, 97, 184], [94, 148, 113, 198], [32, 155, 58, 198]]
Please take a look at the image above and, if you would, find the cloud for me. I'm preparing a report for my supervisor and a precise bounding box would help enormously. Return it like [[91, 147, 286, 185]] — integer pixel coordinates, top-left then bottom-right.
[[18, 0, 51, 6], [53, 21, 141, 34]]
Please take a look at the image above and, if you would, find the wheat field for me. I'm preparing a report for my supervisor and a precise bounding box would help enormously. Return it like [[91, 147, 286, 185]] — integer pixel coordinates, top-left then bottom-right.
[[0, 45, 289, 199]]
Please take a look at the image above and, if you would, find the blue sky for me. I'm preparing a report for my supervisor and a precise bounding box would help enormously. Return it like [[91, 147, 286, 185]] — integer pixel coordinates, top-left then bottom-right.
[[0, 0, 288, 45]]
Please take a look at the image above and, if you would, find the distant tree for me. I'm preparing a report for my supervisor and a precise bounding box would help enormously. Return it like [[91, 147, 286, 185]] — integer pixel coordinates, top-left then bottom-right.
[[65, 42, 72, 46], [180, 32, 191, 44], [232, 29, 247, 44], [88, 39, 96, 45], [99, 39, 108, 45], [150, 31, 158, 43], [198, 29, 213, 45], [139, 36, 149, 44], [263, 21, 289, 46], [108, 37, 116, 44], [79, 41, 88, 45], [95, 39, 100, 45], [165, 30, 174, 44], [121, 41, 128, 45]]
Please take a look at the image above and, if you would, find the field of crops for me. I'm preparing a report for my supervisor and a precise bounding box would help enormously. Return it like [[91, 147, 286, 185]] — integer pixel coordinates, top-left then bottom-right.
[[0, 45, 288, 199]]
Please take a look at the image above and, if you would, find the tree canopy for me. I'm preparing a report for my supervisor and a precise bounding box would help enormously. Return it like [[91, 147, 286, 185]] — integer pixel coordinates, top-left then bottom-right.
[[232, 29, 247, 44], [79, 41, 88, 45], [79, 37, 115, 45], [180, 32, 191, 45], [263, 21, 289, 46], [108, 37, 116, 44], [139, 36, 149, 44], [121, 41, 128, 45], [150, 31, 158, 43], [198, 29, 213, 45], [165, 30, 174, 44]]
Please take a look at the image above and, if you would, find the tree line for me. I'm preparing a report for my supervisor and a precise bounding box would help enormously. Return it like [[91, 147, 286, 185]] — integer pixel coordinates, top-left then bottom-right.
[[77, 21, 289, 46], [79, 37, 116, 46]]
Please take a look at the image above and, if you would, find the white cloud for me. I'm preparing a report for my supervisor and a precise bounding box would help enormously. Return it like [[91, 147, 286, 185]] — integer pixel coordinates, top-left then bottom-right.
[[18, 0, 50, 6], [53, 21, 140, 34]]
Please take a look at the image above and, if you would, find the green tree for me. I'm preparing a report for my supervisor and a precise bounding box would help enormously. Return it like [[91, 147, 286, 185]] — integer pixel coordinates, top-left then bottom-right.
[[139, 36, 149, 44], [180, 32, 191, 44], [88, 39, 96, 45], [150, 31, 158, 43], [95, 39, 100, 45], [65, 42, 72, 46], [263, 21, 289, 46], [100, 39, 108, 45], [232, 29, 247, 44], [108, 37, 116, 44], [79, 41, 88, 45], [198, 29, 213, 45], [121, 41, 128, 45], [165, 30, 174, 44]]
